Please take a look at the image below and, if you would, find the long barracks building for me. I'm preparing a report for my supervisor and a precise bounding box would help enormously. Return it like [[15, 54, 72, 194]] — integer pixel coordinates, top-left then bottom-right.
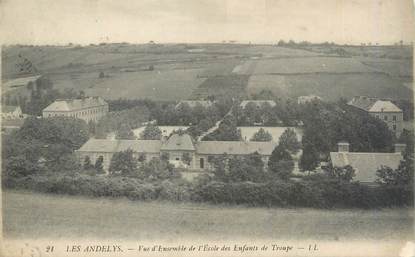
[[76, 133, 277, 172]]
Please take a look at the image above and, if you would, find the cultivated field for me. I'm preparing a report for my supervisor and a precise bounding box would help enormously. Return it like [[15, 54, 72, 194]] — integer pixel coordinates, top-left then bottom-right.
[[246, 75, 287, 96], [3, 190, 413, 241], [240, 57, 374, 75], [2, 44, 413, 101]]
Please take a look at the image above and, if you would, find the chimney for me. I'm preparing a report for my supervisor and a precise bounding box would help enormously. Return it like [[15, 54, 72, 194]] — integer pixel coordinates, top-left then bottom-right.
[[394, 143, 406, 154], [338, 142, 350, 152]]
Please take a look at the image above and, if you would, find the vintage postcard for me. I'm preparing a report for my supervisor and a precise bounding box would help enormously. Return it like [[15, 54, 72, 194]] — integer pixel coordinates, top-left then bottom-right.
[[0, 0, 414, 256]]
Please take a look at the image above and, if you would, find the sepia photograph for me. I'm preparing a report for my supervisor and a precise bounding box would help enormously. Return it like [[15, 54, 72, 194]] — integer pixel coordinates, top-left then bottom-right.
[[0, 0, 414, 256]]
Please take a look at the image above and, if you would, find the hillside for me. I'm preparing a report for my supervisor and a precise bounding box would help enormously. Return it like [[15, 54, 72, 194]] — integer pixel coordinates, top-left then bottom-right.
[[2, 44, 413, 101]]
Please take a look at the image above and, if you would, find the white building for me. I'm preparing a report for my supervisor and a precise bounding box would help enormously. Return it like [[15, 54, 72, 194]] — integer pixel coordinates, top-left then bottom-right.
[[42, 97, 108, 123], [348, 96, 404, 137]]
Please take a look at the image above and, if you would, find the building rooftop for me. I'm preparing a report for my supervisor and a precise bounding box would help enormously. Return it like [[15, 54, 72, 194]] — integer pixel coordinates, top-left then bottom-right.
[[77, 135, 277, 156], [43, 97, 107, 112], [2, 75, 42, 90], [240, 100, 276, 108], [161, 133, 195, 151], [348, 96, 401, 113], [368, 100, 402, 113], [196, 141, 277, 156], [330, 152, 402, 183]]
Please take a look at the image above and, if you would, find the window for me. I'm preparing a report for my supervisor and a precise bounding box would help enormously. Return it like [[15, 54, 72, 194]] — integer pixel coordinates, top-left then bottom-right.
[[384, 116, 388, 121], [375, 115, 379, 119], [176, 157, 180, 161], [393, 115, 396, 121], [200, 158, 205, 169], [393, 125, 396, 130]]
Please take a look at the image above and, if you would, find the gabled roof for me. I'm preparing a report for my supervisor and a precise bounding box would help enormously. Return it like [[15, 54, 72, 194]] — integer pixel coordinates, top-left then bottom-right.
[[368, 100, 402, 113], [43, 97, 107, 112], [175, 100, 213, 109], [347, 96, 378, 111], [330, 152, 402, 183], [161, 134, 195, 151], [77, 139, 161, 153], [348, 96, 401, 113], [2, 105, 21, 113], [240, 100, 276, 108], [2, 75, 42, 89], [196, 141, 277, 156], [77, 134, 278, 156]]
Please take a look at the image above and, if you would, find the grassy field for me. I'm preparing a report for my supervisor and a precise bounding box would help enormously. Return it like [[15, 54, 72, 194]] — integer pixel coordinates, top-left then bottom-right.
[[191, 75, 250, 99], [246, 74, 287, 96], [284, 73, 412, 101], [3, 190, 413, 241], [2, 44, 413, 101]]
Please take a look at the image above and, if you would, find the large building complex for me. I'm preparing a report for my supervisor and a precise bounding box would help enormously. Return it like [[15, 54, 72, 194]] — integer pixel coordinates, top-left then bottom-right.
[[42, 97, 108, 123], [76, 133, 277, 172], [348, 96, 403, 137]]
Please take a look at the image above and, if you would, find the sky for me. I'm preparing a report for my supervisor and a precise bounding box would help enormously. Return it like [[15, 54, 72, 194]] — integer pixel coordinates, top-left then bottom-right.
[[0, 0, 414, 45]]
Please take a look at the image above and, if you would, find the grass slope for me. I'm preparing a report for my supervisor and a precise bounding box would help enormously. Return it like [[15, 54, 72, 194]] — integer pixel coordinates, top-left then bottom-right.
[[3, 190, 413, 241]]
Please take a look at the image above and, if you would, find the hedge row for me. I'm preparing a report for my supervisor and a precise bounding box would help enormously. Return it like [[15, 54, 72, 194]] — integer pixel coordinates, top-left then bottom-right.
[[193, 180, 413, 208], [4, 174, 193, 202], [3, 174, 413, 208]]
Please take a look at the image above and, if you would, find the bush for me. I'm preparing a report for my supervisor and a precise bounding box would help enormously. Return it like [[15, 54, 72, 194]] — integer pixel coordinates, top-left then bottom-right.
[[3, 171, 413, 209]]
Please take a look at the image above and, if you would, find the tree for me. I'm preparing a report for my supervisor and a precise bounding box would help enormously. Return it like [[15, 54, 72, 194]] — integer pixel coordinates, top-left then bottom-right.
[[299, 144, 319, 172], [277, 40, 286, 46], [140, 124, 162, 140], [109, 149, 138, 176], [88, 120, 96, 135], [138, 158, 179, 180], [376, 151, 414, 186], [161, 152, 170, 162], [226, 153, 265, 182], [94, 156, 104, 173], [326, 165, 355, 182], [83, 156, 93, 170], [251, 128, 273, 142], [211, 154, 229, 181], [268, 145, 294, 179], [202, 115, 241, 141], [116, 123, 135, 140], [182, 152, 192, 166], [138, 153, 147, 163], [227, 157, 261, 182], [278, 128, 301, 154]]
